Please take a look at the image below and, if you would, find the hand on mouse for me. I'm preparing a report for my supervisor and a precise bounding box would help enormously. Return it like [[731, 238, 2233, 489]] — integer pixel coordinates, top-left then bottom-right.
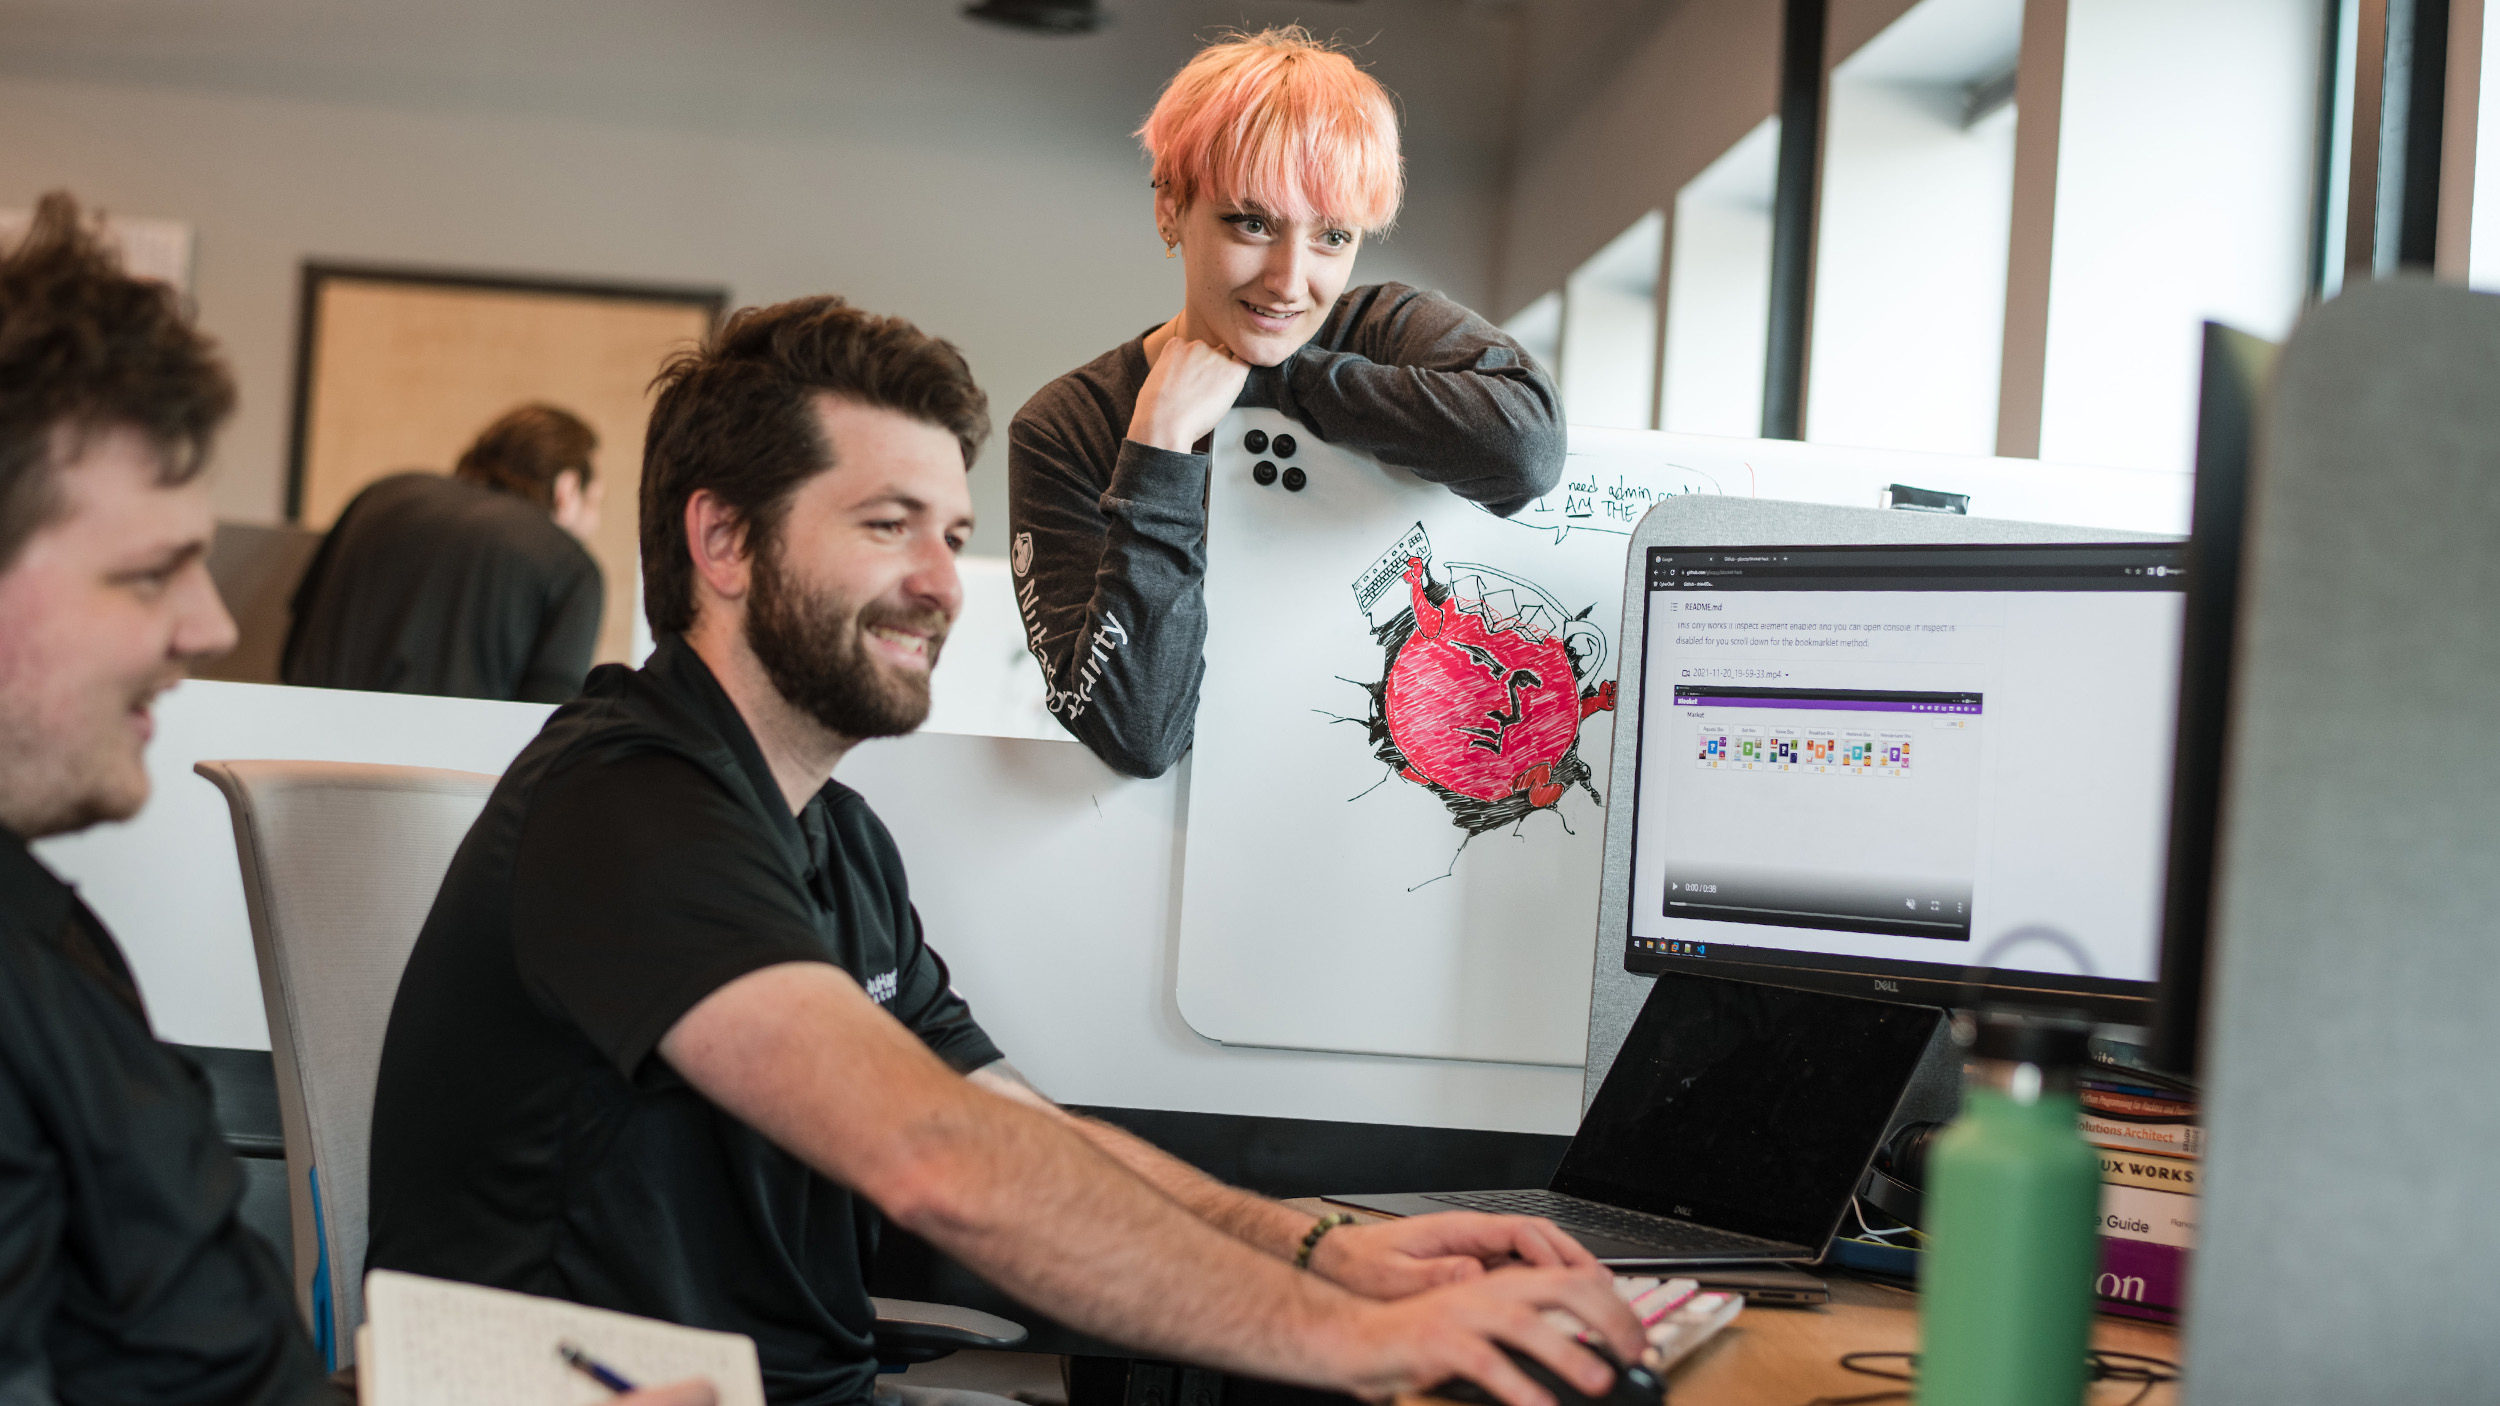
[[1306, 1211, 1596, 1299], [1129, 314, 1251, 454], [1312, 1261, 1645, 1406]]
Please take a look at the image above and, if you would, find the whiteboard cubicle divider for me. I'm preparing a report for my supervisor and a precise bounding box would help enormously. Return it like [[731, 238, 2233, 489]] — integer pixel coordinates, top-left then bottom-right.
[[1581, 496, 2177, 1111], [1561, 425, 2193, 537], [40, 424, 2188, 1137], [38, 678, 1584, 1135], [1181, 411, 2193, 1072], [35, 550, 1055, 1046]]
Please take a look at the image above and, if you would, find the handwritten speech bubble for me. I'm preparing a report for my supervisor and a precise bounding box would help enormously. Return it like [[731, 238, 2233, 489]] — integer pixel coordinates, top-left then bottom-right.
[[1497, 463, 1723, 544]]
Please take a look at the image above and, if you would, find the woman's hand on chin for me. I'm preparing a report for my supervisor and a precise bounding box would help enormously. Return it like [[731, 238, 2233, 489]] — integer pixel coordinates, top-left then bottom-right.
[[1130, 330, 1250, 454]]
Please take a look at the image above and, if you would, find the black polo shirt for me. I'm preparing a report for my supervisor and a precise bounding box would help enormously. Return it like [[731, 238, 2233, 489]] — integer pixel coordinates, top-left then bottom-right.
[[282, 472, 604, 704], [366, 635, 1002, 1406], [0, 831, 329, 1406]]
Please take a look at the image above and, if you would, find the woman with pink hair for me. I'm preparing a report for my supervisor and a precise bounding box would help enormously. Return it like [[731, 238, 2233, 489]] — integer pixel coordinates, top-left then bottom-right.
[[1008, 28, 1565, 779]]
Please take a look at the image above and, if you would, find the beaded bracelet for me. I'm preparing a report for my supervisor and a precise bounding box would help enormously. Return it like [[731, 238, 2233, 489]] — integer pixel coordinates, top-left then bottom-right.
[[1296, 1212, 1357, 1271]]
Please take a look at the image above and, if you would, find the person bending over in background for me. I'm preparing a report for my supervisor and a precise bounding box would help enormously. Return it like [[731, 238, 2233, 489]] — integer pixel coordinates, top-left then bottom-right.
[[366, 295, 1638, 1406], [1009, 27, 1565, 778], [283, 402, 606, 703], [0, 192, 708, 1406]]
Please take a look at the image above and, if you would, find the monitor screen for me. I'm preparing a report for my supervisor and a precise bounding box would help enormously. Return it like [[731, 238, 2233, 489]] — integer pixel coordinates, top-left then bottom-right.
[[1622, 543, 2185, 1016]]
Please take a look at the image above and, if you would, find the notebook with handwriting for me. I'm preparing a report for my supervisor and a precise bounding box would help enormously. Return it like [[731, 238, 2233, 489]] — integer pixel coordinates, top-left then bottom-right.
[[361, 1270, 765, 1406]]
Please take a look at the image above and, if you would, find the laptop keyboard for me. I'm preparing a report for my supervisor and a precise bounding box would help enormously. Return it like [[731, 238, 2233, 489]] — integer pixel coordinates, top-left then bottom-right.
[[1419, 1190, 1792, 1256]]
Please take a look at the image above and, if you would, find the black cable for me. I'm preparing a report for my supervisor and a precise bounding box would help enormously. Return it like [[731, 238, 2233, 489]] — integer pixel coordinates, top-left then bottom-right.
[[1801, 1348, 2181, 1406]]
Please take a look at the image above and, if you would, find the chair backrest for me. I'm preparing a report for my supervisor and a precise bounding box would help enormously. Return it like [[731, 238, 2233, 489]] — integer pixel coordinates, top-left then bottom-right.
[[194, 759, 496, 1369]]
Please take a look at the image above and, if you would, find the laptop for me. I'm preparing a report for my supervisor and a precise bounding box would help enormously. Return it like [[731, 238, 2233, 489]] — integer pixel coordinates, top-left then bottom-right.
[[1327, 969, 1940, 1266]]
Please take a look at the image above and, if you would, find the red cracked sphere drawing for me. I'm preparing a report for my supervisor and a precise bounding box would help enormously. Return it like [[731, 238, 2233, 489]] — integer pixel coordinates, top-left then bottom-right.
[[1350, 554, 1617, 840]]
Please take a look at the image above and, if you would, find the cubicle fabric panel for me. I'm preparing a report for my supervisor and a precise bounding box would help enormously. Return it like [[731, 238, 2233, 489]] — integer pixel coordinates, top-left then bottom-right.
[[286, 265, 722, 668], [2185, 282, 2500, 1401], [1582, 496, 2170, 1108], [197, 760, 498, 1367]]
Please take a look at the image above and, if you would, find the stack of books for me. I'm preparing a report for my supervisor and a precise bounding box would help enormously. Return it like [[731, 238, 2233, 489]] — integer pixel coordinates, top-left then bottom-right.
[[2082, 1065, 2199, 1324]]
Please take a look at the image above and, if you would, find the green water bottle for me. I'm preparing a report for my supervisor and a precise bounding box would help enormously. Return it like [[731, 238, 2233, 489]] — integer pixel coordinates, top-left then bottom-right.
[[1916, 1013, 2102, 1406]]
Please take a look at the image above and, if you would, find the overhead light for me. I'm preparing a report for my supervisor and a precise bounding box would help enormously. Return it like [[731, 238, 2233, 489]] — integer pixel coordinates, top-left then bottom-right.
[[963, 0, 1101, 34]]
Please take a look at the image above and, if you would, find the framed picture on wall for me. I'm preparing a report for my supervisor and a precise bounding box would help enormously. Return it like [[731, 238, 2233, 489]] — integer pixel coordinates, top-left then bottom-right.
[[286, 263, 727, 667]]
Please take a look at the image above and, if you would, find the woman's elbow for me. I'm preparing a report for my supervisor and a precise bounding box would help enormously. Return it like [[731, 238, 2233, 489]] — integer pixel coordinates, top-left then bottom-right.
[[1459, 425, 1564, 517], [1095, 732, 1186, 780], [1054, 710, 1187, 779]]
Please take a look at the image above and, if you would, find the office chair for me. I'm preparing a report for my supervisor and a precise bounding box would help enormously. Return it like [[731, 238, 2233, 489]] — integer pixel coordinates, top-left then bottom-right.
[[197, 758, 1023, 1371]]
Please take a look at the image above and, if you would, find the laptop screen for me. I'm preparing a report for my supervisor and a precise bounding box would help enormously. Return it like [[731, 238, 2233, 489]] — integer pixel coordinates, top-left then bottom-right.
[[1554, 970, 1940, 1250]]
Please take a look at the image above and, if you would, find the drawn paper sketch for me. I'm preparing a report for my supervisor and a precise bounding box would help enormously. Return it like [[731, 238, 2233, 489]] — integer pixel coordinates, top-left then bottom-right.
[[1349, 541, 1615, 848], [1174, 414, 2193, 1068]]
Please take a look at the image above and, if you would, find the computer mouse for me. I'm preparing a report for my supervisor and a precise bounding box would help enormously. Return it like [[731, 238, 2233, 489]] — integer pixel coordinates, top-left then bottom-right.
[[1428, 1342, 1666, 1406]]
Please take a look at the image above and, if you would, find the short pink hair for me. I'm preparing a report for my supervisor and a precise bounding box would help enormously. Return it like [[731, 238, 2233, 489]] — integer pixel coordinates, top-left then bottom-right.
[[1137, 28, 1404, 234]]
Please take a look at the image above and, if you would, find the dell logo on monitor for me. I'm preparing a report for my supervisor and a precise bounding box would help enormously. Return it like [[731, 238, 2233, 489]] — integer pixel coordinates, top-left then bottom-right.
[[1874, 979, 1900, 993]]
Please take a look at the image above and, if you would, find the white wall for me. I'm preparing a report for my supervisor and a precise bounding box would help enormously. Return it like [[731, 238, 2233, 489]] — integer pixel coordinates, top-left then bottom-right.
[[923, 558, 1060, 743], [2036, 0, 2326, 473], [2474, 0, 2500, 287], [1559, 210, 1664, 428], [0, 0, 1510, 557], [1659, 118, 1778, 438], [1503, 290, 1565, 373], [34, 685, 555, 1051], [1806, 0, 2022, 457], [1496, 0, 1784, 320]]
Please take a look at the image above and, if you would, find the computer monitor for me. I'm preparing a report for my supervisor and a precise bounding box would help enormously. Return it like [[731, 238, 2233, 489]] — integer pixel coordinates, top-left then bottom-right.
[[2147, 323, 2273, 1078], [1619, 539, 2187, 1022]]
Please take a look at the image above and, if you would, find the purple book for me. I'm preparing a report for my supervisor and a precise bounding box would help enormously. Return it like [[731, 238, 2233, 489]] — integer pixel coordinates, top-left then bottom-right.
[[2096, 1235, 2187, 1324]]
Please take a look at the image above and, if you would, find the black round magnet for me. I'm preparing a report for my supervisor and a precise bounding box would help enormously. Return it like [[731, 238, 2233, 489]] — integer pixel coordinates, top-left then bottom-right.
[[1252, 460, 1278, 485], [1272, 433, 1298, 459], [1243, 429, 1269, 454], [1281, 466, 1307, 492]]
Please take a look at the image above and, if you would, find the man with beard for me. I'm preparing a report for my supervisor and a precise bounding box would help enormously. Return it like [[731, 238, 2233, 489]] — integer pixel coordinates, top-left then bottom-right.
[[364, 297, 1642, 1406]]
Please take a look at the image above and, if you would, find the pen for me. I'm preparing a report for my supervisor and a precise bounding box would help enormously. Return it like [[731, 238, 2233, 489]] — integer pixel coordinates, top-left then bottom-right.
[[558, 1341, 638, 1395]]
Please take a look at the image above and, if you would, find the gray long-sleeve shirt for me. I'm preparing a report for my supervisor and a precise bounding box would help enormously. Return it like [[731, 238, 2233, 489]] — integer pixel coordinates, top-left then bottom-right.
[[1006, 282, 1564, 779]]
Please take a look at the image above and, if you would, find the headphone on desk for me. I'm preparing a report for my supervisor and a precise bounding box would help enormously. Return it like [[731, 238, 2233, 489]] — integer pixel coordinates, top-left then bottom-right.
[[1858, 1120, 1945, 1229]]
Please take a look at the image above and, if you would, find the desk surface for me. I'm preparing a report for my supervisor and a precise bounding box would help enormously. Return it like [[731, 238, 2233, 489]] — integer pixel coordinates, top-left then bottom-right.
[[1625, 1273, 2177, 1406], [1282, 1204, 2183, 1406]]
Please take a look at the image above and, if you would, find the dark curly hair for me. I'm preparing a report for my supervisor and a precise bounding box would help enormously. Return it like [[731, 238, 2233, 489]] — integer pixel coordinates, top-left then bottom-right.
[[454, 402, 598, 510], [640, 295, 989, 636], [0, 191, 235, 574]]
